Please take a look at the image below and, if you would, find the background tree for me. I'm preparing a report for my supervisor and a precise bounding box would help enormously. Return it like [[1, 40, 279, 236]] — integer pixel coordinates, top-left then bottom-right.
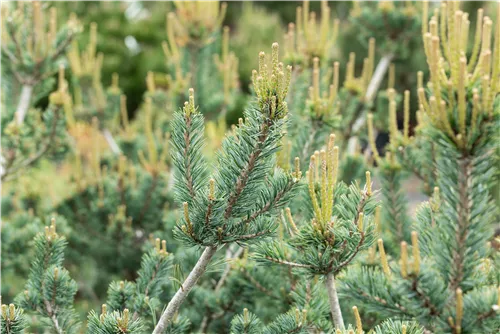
[[340, 2, 500, 332]]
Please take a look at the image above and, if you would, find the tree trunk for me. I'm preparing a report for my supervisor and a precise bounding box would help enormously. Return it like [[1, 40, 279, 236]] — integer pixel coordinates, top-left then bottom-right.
[[153, 246, 218, 334], [16, 85, 33, 124], [325, 272, 345, 330]]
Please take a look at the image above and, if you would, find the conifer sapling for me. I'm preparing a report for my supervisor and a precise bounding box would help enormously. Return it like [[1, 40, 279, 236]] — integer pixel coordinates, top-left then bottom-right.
[[153, 42, 299, 333], [253, 136, 378, 330]]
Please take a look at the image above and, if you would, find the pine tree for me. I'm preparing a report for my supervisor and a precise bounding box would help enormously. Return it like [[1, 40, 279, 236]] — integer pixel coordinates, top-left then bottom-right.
[[87, 308, 145, 334], [1, 2, 80, 181], [14, 219, 80, 333], [340, 2, 500, 333], [89, 238, 177, 332], [229, 305, 425, 334], [2, 2, 498, 334], [366, 92, 412, 253], [153, 42, 299, 333], [160, 1, 240, 119], [280, 1, 409, 188], [1, 303, 28, 334], [252, 137, 378, 330]]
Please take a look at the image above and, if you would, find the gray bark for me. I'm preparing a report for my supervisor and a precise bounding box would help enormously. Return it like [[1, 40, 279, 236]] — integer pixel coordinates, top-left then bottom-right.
[[347, 53, 394, 154], [102, 128, 122, 155], [16, 85, 33, 124], [326, 272, 345, 330], [153, 246, 218, 334]]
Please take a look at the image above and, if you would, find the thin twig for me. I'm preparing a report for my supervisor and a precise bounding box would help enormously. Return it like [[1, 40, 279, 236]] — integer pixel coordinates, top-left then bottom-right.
[[264, 257, 313, 268], [334, 233, 365, 275], [238, 178, 297, 227], [183, 114, 196, 199], [102, 128, 122, 155], [199, 246, 244, 332], [347, 53, 394, 154], [411, 277, 440, 317], [15, 85, 33, 124]]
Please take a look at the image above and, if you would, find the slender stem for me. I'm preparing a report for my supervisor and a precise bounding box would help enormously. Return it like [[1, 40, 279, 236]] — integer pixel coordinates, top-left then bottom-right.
[[264, 257, 313, 268], [199, 314, 210, 334], [49, 314, 63, 334], [102, 128, 122, 155], [365, 53, 394, 103], [325, 272, 345, 330], [346, 53, 394, 154], [183, 114, 196, 199], [43, 280, 63, 334], [411, 278, 440, 317], [16, 85, 33, 124], [153, 246, 218, 334], [334, 233, 365, 275]]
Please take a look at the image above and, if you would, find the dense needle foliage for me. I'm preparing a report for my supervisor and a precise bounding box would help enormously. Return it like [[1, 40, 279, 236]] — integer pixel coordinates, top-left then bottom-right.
[[1, 1, 499, 333]]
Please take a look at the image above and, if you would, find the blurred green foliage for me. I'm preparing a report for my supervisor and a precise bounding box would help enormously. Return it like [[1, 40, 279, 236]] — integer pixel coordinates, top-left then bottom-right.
[[47, 0, 488, 128]]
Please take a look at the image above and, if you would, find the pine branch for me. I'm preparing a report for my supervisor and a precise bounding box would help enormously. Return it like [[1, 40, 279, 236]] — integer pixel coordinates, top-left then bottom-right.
[[234, 231, 270, 241], [373, 319, 425, 334], [378, 162, 411, 249], [340, 266, 412, 318], [16, 221, 79, 333], [263, 256, 313, 269], [224, 120, 271, 220], [183, 115, 197, 199], [1, 304, 29, 334], [87, 308, 144, 333], [238, 175, 298, 227], [263, 308, 309, 334], [2, 106, 62, 181], [333, 232, 365, 275], [159, 42, 294, 331], [131, 244, 172, 319], [449, 156, 472, 293], [231, 308, 263, 334], [171, 90, 208, 205]]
